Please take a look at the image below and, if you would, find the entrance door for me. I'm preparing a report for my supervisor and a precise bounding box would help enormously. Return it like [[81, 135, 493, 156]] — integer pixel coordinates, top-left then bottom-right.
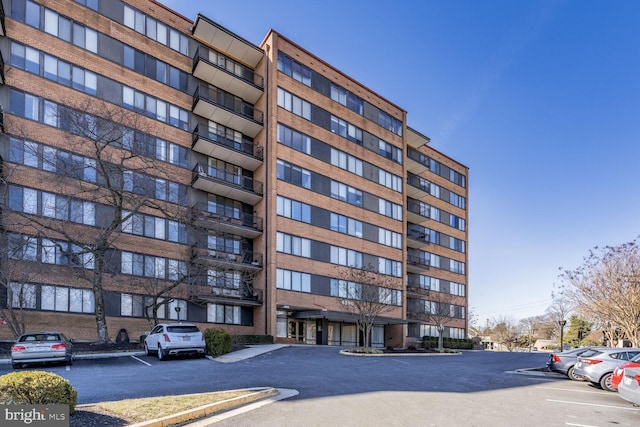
[[288, 320, 305, 342]]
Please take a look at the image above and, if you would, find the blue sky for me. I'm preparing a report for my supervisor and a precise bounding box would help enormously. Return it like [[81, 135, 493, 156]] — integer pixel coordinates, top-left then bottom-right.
[[159, 0, 640, 325]]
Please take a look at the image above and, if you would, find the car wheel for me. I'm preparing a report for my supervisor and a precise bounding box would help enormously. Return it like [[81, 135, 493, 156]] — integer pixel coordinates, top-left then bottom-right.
[[600, 373, 615, 392], [157, 346, 166, 361], [567, 366, 583, 381], [11, 362, 21, 369]]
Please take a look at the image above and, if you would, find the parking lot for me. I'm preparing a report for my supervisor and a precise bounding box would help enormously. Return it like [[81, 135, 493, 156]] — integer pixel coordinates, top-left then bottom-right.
[[2, 347, 639, 426]]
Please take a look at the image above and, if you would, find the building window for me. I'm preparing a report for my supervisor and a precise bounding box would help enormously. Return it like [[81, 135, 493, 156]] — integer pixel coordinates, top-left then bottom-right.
[[277, 88, 311, 120], [277, 160, 311, 189], [8, 283, 37, 309], [276, 232, 311, 257], [276, 196, 311, 223], [277, 123, 311, 154], [207, 304, 241, 325], [276, 269, 311, 293], [330, 246, 363, 268], [40, 285, 94, 313], [330, 148, 363, 176], [123, 5, 189, 55]]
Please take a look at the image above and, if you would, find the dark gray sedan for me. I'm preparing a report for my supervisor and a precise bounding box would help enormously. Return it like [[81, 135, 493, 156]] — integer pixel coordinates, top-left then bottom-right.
[[10, 331, 74, 369]]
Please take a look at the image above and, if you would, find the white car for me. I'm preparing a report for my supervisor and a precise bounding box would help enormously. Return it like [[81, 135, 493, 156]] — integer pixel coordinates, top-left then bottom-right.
[[618, 366, 640, 406], [144, 323, 206, 360]]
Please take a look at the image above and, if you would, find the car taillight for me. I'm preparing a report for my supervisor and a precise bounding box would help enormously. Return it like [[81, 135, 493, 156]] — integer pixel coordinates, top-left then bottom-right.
[[11, 345, 26, 352], [581, 359, 603, 365], [634, 375, 640, 386], [51, 344, 66, 350], [162, 334, 171, 342], [552, 355, 561, 363]]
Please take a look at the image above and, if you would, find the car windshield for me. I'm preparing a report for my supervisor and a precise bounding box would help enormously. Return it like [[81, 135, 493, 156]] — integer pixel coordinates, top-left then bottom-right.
[[20, 334, 61, 342], [166, 326, 199, 333]]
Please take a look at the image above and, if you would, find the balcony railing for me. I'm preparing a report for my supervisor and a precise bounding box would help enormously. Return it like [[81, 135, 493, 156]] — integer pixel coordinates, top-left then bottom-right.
[[406, 147, 431, 174], [406, 253, 430, 272], [192, 163, 263, 205], [190, 286, 263, 306], [407, 223, 430, 248], [407, 173, 430, 192], [407, 198, 430, 221], [191, 202, 263, 238], [191, 123, 263, 171], [193, 84, 263, 124], [193, 46, 264, 89], [191, 246, 263, 271]]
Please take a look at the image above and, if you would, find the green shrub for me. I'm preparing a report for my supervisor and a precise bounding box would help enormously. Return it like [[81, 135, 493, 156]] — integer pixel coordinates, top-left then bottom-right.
[[204, 327, 233, 356], [348, 347, 383, 354], [422, 336, 473, 350], [0, 371, 77, 414], [233, 334, 274, 345], [139, 334, 147, 344]]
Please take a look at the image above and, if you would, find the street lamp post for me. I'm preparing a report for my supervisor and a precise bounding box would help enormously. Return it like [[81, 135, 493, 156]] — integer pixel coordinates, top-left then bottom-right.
[[558, 319, 567, 350]]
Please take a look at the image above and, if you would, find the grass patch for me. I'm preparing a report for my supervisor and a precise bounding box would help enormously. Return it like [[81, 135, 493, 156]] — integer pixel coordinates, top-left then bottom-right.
[[83, 390, 253, 423]]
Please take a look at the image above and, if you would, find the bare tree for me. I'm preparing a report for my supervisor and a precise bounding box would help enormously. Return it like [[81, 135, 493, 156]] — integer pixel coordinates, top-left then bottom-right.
[[545, 291, 574, 342], [420, 291, 459, 351], [335, 264, 401, 349], [491, 316, 520, 352], [0, 230, 50, 338], [559, 239, 640, 347], [519, 315, 545, 351], [3, 99, 188, 342]]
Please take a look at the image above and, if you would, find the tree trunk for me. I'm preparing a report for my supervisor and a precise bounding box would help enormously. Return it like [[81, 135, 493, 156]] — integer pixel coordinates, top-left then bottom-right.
[[93, 255, 109, 342]]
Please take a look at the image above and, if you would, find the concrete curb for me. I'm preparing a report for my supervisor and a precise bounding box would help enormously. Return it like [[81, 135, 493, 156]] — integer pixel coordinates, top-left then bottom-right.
[[509, 367, 567, 378], [113, 387, 279, 427]]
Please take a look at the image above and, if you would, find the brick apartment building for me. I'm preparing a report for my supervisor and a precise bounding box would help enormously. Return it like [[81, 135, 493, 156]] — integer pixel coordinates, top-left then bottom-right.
[[0, 0, 468, 348]]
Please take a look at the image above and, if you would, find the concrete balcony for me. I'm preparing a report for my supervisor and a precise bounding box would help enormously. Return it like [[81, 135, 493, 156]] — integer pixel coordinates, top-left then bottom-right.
[[407, 147, 430, 175], [190, 246, 263, 273], [406, 173, 430, 200], [190, 286, 263, 307], [192, 123, 263, 172], [406, 252, 430, 274], [192, 14, 263, 68], [191, 202, 263, 239], [407, 223, 430, 249], [192, 85, 263, 138], [191, 164, 263, 205], [406, 198, 430, 224], [192, 46, 263, 104]]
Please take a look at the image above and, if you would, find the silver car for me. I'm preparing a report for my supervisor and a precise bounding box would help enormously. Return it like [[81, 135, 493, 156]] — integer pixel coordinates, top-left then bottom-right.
[[11, 331, 74, 369], [547, 347, 595, 380], [573, 347, 640, 391], [618, 366, 640, 406], [144, 323, 206, 361]]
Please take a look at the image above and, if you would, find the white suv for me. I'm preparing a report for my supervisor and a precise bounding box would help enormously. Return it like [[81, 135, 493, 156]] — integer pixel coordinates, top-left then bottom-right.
[[144, 323, 206, 360]]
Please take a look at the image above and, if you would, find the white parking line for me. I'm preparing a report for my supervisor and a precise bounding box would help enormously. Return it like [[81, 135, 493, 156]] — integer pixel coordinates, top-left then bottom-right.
[[131, 355, 152, 366], [546, 399, 640, 411], [538, 386, 606, 394], [566, 423, 598, 427]]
